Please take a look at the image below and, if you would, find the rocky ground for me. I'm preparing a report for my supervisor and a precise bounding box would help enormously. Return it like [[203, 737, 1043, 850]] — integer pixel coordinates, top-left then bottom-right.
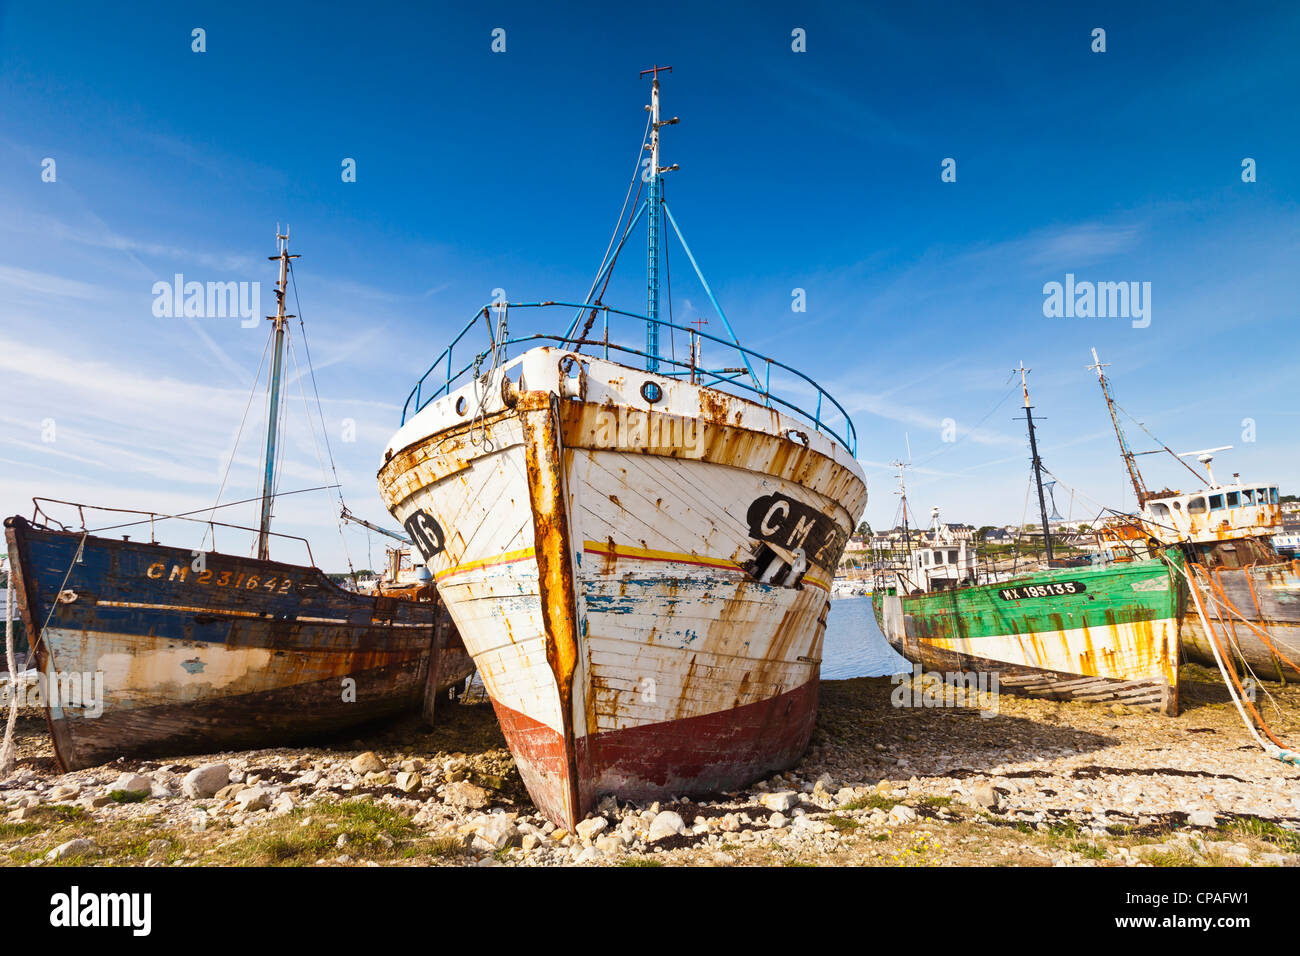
[[3, 666, 1299, 867]]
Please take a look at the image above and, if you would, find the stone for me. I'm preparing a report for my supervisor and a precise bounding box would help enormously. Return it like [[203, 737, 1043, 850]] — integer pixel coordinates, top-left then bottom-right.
[[760, 791, 799, 813], [444, 780, 492, 809], [969, 781, 1000, 810], [271, 793, 296, 815], [472, 814, 520, 852], [214, 783, 247, 801], [768, 812, 788, 829], [521, 833, 541, 853], [234, 787, 271, 812], [46, 783, 81, 802], [109, 772, 152, 796], [888, 804, 919, 825], [395, 771, 422, 794], [350, 751, 385, 775], [576, 846, 600, 864], [647, 810, 688, 842], [399, 758, 425, 773], [1186, 809, 1217, 827], [364, 770, 393, 787], [595, 834, 625, 855], [182, 763, 229, 799], [46, 838, 99, 861], [575, 816, 609, 841], [444, 757, 470, 782]]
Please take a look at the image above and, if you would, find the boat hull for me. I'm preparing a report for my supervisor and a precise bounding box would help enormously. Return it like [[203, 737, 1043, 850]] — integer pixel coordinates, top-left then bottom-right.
[[1180, 560, 1300, 678], [379, 347, 866, 827], [871, 556, 1183, 714], [4, 516, 438, 770]]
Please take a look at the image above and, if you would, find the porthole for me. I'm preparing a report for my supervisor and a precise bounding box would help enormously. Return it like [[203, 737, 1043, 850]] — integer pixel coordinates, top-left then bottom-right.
[[641, 381, 663, 404], [455, 396, 468, 416]]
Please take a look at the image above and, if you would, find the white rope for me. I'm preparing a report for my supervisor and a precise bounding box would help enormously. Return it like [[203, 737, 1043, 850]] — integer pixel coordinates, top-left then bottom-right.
[[0, 569, 20, 776], [1175, 559, 1298, 766]]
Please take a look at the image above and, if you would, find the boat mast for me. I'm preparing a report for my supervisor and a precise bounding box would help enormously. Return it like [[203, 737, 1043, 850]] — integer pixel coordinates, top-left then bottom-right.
[[640, 64, 676, 372], [1017, 363, 1054, 564], [1087, 347, 1150, 507], [257, 228, 300, 561]]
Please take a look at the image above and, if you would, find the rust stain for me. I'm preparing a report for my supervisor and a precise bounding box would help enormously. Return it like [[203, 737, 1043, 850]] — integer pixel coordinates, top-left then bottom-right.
[[517, 389, 584, 826]]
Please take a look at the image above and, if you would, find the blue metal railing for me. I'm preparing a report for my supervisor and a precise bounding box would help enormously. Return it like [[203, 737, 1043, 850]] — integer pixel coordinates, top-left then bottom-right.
[[401, 302, 857, 455]]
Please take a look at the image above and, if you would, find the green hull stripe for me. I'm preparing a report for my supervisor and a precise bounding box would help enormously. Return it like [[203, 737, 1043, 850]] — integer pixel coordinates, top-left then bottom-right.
[[871, 555, 1183, 642]]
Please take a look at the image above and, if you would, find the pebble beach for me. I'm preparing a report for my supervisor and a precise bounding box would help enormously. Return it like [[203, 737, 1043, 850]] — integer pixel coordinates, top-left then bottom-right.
[[4, 665, 1298, 868]]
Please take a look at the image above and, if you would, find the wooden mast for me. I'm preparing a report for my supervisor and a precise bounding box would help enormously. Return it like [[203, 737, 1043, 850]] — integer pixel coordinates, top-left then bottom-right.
[[1087, 347, 1150, 507]]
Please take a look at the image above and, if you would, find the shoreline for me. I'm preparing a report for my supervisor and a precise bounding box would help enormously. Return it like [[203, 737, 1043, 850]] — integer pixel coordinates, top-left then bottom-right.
[[3, 667, 1298, 867]]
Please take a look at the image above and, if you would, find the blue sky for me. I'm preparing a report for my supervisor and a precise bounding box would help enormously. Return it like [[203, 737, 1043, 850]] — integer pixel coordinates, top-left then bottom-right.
[[1, 1, 1296, 569]]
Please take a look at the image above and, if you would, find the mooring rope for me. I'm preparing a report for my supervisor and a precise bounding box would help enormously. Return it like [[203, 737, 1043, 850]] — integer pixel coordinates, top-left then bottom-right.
[[0, 570, 19, 776], [1177, 559, 1300, 767]]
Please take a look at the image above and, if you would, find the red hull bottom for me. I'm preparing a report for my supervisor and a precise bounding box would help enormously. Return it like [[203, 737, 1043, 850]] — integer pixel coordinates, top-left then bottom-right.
[[490, 679, 819, 828]]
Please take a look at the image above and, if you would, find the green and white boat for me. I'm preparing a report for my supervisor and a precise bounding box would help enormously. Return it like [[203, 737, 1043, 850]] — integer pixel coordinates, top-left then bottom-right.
[[871, 365, 1184, 714]]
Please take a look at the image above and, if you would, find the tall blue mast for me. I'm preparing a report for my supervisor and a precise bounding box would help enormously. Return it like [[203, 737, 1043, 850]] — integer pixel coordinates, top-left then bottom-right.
[[640, 65, 677, 372]]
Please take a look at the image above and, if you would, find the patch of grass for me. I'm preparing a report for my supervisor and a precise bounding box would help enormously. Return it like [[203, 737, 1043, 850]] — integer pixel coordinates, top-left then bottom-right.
[[919, 796, 953, 809], [30, 805, 86, 823], [1069, 841, 1106, 860], [619, 856, 663, 867], [840, 794, 897, 813], [782, 858, 814, 867], [1219, 817, 1300, 854], [209, 798, 420, 866], [424, 835, 466, 858], [109, 789, 148, 804], [0, 821, 43, 839], [1144, 849, 1203, 867], [1045, 820, 1081, 837], [871, 832, 890, 842], [827, 814, 859, 832]]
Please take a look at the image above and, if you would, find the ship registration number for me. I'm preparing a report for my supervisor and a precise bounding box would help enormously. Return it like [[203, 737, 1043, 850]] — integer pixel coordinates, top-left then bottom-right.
[[998, 581, 1087, 600], [145, 562, 294, 593]]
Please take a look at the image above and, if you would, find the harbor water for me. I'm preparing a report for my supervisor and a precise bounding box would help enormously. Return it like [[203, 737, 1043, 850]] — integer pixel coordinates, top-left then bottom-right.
[[821, 596, 911, 679]]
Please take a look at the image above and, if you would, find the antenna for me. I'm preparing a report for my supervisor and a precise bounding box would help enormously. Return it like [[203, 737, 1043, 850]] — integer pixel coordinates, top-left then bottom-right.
[[1178, 445, 1233, 487]]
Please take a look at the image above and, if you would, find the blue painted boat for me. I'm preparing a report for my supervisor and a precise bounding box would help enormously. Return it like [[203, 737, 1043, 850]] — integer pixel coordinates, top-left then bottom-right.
[[5, 516, 440, 770], [2, 231, 466, 771]]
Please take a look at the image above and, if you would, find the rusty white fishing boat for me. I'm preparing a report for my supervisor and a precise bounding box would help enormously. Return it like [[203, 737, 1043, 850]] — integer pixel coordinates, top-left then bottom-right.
[[377, 69, 866, 827], [1087, 349, 1300, 680], [4, 233, 465, 771]]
